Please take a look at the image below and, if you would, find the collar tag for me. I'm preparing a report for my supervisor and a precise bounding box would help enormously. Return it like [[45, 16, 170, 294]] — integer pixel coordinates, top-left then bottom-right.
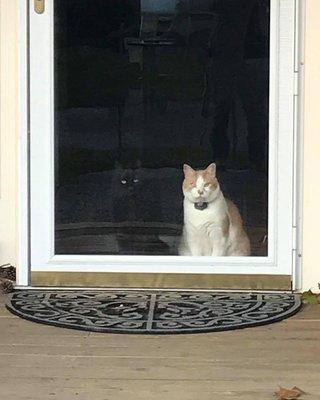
[[194, 202, 208, 210]]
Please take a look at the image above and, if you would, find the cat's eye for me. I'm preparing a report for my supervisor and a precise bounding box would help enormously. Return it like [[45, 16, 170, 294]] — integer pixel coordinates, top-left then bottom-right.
[[204, 183, 211, 187], [133, 178, 139, 183], [121, 179, 127, 185]]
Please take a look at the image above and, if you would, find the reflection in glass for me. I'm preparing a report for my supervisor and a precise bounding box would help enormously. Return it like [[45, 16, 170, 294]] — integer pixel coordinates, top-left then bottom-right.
[[54, 0, 269, 256]]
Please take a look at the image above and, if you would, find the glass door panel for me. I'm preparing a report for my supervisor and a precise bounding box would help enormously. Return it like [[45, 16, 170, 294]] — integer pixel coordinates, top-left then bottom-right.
[[54, 0, 269, 257]]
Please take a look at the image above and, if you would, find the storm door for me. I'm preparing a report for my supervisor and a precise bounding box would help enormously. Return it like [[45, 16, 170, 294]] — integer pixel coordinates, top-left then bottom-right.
[[29, 0, 297, 289]]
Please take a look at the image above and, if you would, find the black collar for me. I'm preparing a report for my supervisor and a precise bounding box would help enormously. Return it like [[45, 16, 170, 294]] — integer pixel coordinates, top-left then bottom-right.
[[194, 202, 208, 210]]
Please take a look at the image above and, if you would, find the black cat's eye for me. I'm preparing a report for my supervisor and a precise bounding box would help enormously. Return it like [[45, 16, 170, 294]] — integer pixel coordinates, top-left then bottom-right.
[[121, 179, 127, 185], [133, 178, 139, 183]]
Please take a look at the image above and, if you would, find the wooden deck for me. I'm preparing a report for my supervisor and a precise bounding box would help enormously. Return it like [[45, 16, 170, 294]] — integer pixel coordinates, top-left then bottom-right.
[[1, 294, 320, 400]]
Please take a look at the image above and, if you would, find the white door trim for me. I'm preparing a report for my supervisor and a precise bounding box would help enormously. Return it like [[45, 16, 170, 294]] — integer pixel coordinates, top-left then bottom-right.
[[17, 0, 302, 285], [17, 0, 30, 286], [291, 0, 306, 292]]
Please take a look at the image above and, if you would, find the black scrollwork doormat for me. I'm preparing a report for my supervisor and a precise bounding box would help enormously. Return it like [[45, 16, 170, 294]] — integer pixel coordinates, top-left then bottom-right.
[[6, 291, 301, 334]]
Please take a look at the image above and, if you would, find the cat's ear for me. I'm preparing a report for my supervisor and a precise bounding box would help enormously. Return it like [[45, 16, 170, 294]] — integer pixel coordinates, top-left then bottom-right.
[[183, 164, 194, 175], [114, 160, 121, 170], [134, 159, 142, 169], [206, 163, 216, 176]]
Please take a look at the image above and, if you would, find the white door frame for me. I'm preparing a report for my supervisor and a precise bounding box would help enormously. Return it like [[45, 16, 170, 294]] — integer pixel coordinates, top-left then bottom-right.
[[17, 0, 304, 287]]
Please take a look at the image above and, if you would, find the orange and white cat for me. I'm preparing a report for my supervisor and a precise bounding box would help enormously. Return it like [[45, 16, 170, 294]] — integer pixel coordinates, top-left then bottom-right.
[[179, 163, 250, 256]]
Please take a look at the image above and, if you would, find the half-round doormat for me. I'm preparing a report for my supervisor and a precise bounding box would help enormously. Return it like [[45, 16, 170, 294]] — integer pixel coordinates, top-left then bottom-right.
[[6, 291, 301, 334]]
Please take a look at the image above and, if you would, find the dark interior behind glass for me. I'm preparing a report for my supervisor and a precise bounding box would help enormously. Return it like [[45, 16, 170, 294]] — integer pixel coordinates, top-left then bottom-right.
[[54, 0, 269, 256]]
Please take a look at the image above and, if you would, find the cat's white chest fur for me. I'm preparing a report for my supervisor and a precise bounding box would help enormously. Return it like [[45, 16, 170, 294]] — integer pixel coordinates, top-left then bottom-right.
[[181, 195, 229, 256]]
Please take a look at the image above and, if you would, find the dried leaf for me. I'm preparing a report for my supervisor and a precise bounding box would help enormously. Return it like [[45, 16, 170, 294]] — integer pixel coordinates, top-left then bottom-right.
[[274, 386, 304, 400], [301, 290, 319, 305], [291, 387, 307, 395], [0, 265, 16, 281], [0, 278, 14, 294]]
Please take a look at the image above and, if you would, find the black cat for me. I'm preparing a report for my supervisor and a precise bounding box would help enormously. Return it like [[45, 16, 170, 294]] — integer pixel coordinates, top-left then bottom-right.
[[111, 159, 170, 255]]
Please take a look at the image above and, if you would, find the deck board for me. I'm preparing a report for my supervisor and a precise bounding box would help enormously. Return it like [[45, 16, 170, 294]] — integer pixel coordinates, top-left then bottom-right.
[[1, 294, 320, 400]]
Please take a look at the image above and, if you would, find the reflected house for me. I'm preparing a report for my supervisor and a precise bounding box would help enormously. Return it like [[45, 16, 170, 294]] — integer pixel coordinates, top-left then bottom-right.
[[54, 0, 269, 256]]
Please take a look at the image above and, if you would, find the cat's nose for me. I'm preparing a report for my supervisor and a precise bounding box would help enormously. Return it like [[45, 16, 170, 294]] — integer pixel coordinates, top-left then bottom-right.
[[198, 190, 204, 195]]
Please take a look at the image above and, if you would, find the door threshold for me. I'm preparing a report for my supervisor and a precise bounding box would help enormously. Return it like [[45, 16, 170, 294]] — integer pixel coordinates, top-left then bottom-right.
[[14, 285, 293, 294]]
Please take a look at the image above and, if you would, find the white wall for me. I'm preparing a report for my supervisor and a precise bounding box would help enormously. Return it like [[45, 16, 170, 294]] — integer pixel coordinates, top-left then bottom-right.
[[0, 0, 19, 267], [301, 0, 320, 292]]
